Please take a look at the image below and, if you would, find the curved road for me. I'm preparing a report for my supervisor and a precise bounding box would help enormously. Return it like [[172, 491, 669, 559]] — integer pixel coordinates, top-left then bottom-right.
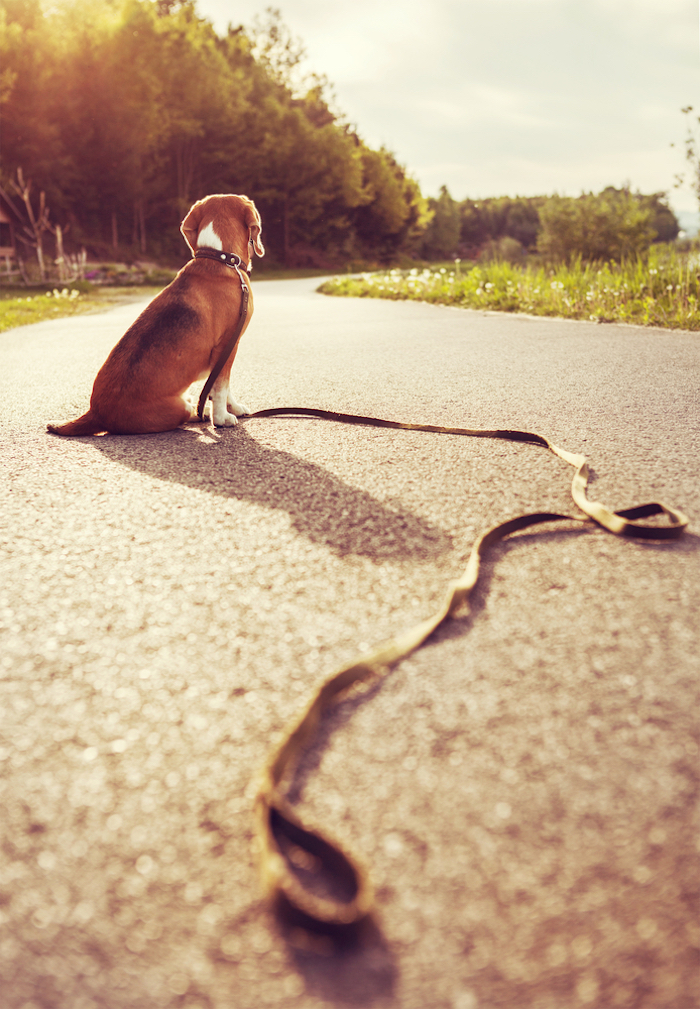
[[1, 279, 698, 1008]]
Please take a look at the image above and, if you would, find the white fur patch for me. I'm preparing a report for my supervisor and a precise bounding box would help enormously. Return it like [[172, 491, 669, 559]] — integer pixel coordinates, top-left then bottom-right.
[[197, 220, 223, 250], [227, 391, 250, 417], [209, 376, 250, 427]]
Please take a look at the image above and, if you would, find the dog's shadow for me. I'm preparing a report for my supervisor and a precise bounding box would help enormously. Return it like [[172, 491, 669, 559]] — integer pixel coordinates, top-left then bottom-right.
[[91, 422, 451, 562]]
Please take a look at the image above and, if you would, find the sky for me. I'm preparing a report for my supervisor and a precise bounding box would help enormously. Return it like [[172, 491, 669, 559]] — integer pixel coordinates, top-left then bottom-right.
[[195, 0, 700, 226]]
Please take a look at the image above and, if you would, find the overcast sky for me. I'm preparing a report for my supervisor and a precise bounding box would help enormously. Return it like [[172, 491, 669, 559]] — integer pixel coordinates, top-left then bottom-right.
[[196, 0, 700, 221]]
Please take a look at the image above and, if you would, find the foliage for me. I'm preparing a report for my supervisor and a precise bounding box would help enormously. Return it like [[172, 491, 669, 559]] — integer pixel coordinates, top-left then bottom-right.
[[640, 191, 681, 243], [537, 188, 659, 263], [478, 236, 526, 265], [319, 244, 699, 331], [353, 148, 429, 262], [459, 196, 544, 255], [457, 191, 676, 263], [421, 185, 460, 259], [0, 0, 422, 265]]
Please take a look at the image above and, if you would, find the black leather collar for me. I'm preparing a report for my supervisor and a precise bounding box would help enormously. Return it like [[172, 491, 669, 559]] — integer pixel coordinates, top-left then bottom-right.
[[194, 247, 251, 273]]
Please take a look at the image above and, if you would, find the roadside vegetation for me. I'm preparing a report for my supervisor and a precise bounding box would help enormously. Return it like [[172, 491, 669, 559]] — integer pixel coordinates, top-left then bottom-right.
[[320, 176, 699, 331], [0, 284, 168, 333], [319, 245, 700, 331]]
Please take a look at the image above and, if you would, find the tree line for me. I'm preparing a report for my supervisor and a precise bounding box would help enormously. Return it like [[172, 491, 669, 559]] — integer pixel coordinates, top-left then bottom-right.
[[0, 0, 428, 266], [0, 0, 682, 269], [423, 186, 680, 264]]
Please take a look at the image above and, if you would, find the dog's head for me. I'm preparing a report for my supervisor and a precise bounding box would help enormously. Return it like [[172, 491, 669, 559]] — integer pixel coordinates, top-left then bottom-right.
[[181, 194, 265, 261]]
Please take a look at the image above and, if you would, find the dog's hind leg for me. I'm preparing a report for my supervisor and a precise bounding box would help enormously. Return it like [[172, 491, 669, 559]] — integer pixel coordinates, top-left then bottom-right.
[[111, 396, 193, 434], [184, 395, 208, 423]]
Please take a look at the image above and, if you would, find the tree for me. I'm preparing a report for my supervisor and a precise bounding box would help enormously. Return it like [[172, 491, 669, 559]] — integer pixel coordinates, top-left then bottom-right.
[[10, 167, 50, 279], [422, 185, 460, 259], [501, 197, 542, 248], [537, 188, 656, 263], [0, 0, 430, 264], [351, 148, 427, 261], [458, 196, 545, 256], [673, 105, 700, 214], [458, 200, 488, 253], [0, 0, 69, 209], [639, 192, 679, 243]]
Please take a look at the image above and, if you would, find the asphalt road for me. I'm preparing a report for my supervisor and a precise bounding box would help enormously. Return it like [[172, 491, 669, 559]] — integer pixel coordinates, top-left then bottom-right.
[[1, 278, 698, 1009]]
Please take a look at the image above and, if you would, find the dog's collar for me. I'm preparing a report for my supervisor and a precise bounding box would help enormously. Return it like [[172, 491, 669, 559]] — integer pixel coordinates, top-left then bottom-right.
[[194, 247, 251, 274]]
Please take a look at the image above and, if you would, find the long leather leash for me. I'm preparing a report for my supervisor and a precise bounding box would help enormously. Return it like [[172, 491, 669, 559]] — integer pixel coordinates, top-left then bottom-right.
[[240, 407, 688, 933], [194, 247, 251, 421]]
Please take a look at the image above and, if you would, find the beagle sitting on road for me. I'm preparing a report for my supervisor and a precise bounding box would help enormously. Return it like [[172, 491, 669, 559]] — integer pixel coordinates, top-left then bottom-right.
[[47, 193, 264, 436]]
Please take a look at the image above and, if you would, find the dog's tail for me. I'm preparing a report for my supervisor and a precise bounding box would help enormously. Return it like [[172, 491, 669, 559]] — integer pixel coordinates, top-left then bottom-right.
[[47, 410, 105, 437]]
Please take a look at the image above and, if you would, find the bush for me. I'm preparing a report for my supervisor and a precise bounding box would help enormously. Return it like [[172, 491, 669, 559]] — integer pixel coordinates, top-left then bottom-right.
[[422, 186, 461, 259], [537, 188, 656, 263], [143, 269, 177, 286], [479, 236, 526, 265]]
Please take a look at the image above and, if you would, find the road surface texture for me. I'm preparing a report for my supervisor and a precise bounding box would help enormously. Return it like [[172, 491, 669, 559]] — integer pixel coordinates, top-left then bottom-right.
[[1, 278, 698, 1009]]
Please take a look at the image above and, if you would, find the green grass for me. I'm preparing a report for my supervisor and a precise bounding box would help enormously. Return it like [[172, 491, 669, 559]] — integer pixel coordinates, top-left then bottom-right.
[[0, 285, 165, 334], [318, 246, 700, 331]]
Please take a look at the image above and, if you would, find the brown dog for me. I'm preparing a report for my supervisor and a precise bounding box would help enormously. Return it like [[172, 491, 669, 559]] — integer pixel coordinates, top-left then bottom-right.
[[47, 194, 264, 436]]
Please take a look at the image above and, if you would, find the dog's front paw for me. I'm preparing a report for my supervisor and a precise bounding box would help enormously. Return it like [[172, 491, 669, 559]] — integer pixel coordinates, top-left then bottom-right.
[[212, 411, 239, 427], [227, 395, 250, 417]]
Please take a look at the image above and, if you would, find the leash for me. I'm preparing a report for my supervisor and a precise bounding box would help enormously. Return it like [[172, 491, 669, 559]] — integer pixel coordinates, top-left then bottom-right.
[[241, 407, 688, 933], [194, 247, 251, 421]]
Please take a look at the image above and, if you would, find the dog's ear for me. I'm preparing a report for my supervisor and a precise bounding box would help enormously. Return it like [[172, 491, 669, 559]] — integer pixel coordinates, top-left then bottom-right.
[[244, 201, 265, 257], [181, 200, 205, 254]]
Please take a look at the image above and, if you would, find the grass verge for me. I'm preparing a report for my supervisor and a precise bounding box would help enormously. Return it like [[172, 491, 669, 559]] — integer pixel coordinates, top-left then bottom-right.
[[318, 247, 700, 331], [0, 285, 164, 334]]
